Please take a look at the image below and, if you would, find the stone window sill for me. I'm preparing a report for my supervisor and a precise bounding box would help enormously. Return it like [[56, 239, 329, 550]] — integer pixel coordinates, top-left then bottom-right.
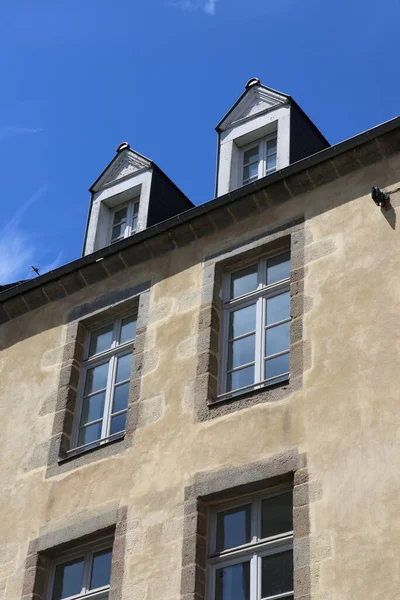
[[209, 376, 290, 407], [58, 432, 125, 464]]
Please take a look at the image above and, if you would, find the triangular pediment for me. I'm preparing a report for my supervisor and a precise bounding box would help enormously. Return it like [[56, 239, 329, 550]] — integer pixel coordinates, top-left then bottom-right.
[[91, 148, 152, 192], [217, 84, 289, 132]]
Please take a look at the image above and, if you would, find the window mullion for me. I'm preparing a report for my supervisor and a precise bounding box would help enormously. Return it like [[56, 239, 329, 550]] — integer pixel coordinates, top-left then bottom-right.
[[102, 357, 116, 438], [254, 259, 264, 385], [260, 139, 266, 178], [255, 296, 263, 385], [251, 497, 258, 544], [112, 318, 121, 349], [82, 551, 92, 593], [126, 201, 133, 237], [251, 552, 259, 600]]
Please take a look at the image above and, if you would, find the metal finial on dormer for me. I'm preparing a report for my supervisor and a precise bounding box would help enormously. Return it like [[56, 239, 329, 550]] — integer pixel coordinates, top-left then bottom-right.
[[245, 77, 260, 89], [116, 142, 130, 153]]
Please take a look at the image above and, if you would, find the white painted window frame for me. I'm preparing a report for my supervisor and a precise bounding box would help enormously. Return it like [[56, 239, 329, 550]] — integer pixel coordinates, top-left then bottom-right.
[[208, 488, 293, 600], [46, 538, 113, 600], [219, 254, 290, 399], [109, 199, 140, 244], [241, 133, 277, 187], [71, 313, 136, 453]]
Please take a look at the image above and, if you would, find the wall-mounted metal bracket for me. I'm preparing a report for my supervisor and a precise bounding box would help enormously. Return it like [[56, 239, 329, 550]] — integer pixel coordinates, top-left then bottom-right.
[[371, 186, 390, 208]]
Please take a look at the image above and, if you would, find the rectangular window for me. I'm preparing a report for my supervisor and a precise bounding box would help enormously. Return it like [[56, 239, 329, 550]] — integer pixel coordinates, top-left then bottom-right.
[[209, 490, 293, 600], [110, 199, 140, 243], [242, 135, 277, 186], [48, 541, 113, 600], [72, 314, 136, 451], [221, 252, 290, 397]]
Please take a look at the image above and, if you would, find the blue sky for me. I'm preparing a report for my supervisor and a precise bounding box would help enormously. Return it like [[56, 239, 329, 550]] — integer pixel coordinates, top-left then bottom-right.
[[0, 0, 398, 284]]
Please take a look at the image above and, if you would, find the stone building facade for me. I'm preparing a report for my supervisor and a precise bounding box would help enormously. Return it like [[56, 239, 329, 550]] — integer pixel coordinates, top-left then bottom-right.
[[1, 79, 400, 600]]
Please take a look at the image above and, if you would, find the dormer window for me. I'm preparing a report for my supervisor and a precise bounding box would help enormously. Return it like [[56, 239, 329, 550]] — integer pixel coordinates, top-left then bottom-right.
[[83, 142, 193, 255], [215, 79, 329, 197], [110, 200, 139, 244], [242, 134, 277, 186]]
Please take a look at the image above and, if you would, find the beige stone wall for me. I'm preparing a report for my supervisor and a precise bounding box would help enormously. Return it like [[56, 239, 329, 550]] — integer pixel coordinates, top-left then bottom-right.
[[1, 153, 400, 600]]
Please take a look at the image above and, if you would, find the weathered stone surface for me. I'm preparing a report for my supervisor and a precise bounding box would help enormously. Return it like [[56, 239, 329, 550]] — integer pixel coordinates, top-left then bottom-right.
[[42, 280, 67, 302], [356, 139, 383, 166], [145, 232, 176, 256], [102, 253, 127, 275], [332, 149, 361, 176], [307, 161, 339, 187], [119, 242, 152, 266], [137, 395, 165, 428], [265, 180, 291, 203], [286, 171, 314, 196], [210, 206, 235, 229], [2, 142, 400, 600], [228, 195, 259, 221], [59, 271, 87, 295], [170, 223, 197, 247], [190, 214, 216, 238], [0, 304, 10, 324], [23, 287, 49, 311], [79, 262, 108, 285], [3, 295, 29, 318]]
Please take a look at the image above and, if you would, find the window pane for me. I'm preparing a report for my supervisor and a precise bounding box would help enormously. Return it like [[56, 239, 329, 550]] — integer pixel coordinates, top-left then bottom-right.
[[133, 201, 139, 215], [84, 362, 110, 395], [216, 562, 250, 600], [110, 412, 127, 435], [132, 214, 138, 232], [229, 305, 256, 338], [227, 365, 254, 392], [120, 315, 136, 344], [111, 223, 124, 241], [261, 551, 293, 598], [89, 324, 114, 357], [78, 421, 102, 447], [80, 392, 106, 425], [113, 207, 127, 224], [90, 548, 112, 590], [266, 292, 290, 326], [112, 382, 129, 414], [265, 322, 290, 358], [216, 504, 251, 551], [52, 558, 84, 600], [266, 138, 277, 153], [267, 253, 290, 285], [230, 265, 258, 299], [243, 163, 258, 182], [262, 492, 293, 538], [116, 353, 133, 383], [266, 154, 276, 172], [228, 335, 256, 370], [244, 146, 259, 164], [265, 353, 289, 381]]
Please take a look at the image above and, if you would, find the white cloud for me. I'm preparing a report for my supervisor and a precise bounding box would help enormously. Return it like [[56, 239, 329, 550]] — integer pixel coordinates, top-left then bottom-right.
[[0, 229, 35, 285], [166, 0, 217, 15], [0, 185, 51, 285], [204, 0, 216, 14], [0, 126, 43, 143]]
